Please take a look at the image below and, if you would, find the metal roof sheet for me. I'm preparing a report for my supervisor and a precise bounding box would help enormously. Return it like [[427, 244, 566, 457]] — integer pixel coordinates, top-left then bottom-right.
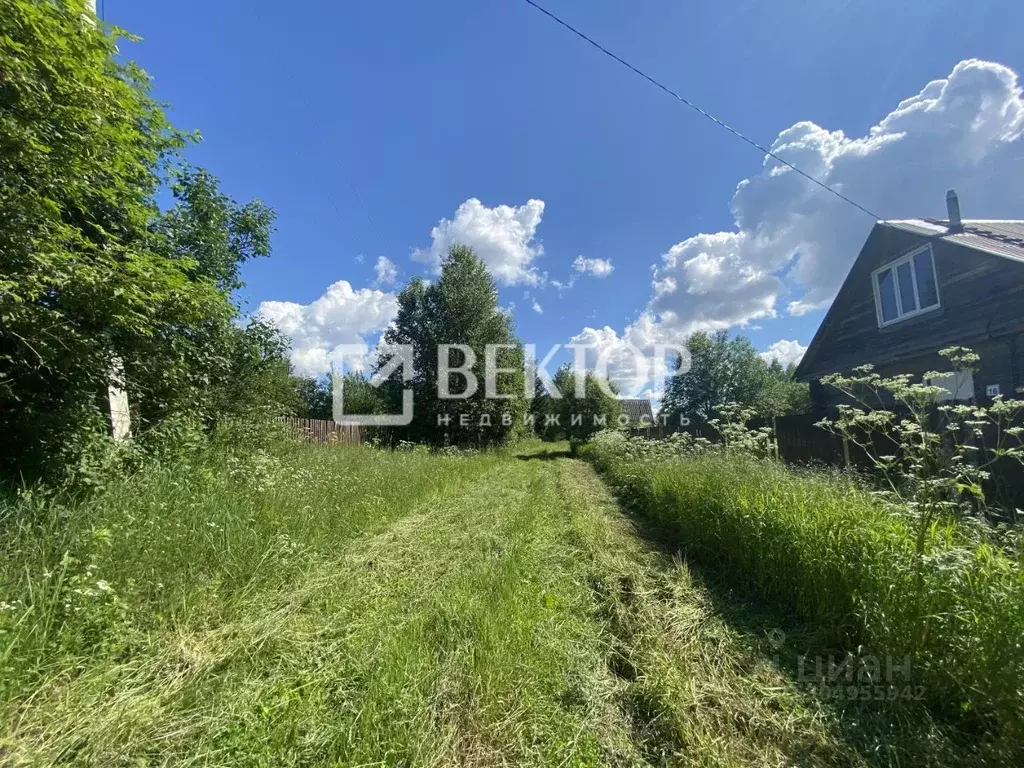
[[883, 219, 1024, 263]]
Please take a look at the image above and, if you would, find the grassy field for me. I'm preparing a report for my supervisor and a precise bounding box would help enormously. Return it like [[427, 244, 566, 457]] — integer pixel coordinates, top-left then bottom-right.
[[2, 437, 1017, 766], [0, 438, 864, 767], [583, 432, 1024, 766]]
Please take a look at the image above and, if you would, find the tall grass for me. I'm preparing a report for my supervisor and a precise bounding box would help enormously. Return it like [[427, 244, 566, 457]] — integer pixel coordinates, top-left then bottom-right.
[[582, 434, 1024, 761], [0, 436, 503, 703], [7, 429, 1022, 764]]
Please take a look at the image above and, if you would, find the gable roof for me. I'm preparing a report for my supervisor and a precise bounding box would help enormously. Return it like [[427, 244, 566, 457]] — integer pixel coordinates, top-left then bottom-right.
[[794, 219, 1024, 382], [619, 398, 655, 424], [885, 219, 1024, 263]]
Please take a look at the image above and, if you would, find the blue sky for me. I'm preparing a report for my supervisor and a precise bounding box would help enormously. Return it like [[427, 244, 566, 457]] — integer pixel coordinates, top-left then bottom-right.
[[107, 0, 1024, 393]]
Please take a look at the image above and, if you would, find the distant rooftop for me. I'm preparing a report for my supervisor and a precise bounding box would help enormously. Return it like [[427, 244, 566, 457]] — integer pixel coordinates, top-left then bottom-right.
[[882, 219, 1024, 263], [618, 398, 655, 425]]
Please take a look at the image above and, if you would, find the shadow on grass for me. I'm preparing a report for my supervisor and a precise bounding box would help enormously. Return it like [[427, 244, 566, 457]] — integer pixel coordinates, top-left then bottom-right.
[[602, 487, 990, 768], [516, 449, 572, 462]]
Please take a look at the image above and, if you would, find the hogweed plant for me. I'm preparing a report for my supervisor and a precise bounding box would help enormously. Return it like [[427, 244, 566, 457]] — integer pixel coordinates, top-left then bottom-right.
[[587, 403, 777, 466], [584, 364, 1024, 751], [707, 402, 777, 459], [818, 347, 1024, 528], [818, 347, 1024, 654]]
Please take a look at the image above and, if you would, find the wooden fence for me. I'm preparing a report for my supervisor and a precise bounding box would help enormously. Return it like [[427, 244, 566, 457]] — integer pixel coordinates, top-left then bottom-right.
[[771, 412, 1023, 516], [773, 413, 853, 466], [279, 417, 364, 446]]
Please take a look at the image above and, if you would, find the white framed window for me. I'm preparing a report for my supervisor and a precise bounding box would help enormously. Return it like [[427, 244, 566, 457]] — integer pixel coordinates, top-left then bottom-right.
[[872, 244, 940, 327]]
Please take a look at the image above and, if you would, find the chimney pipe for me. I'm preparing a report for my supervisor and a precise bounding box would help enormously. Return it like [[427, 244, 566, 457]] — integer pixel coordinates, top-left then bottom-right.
[[946, 189, 962, 231]]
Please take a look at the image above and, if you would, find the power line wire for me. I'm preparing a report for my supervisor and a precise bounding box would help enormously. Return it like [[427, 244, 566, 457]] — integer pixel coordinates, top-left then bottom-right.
[[518, 0, 882, 221]]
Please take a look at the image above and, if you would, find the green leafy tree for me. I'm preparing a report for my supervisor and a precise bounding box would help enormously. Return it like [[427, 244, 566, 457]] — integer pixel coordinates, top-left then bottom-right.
[[154, 168, 274, 293], [530, 376, 561, 441], [662, 331, 768, 425], [662, 332, 810, 428], [0, 1, 278, 480], [141, 168, 277, 430], [552, 368, 621, 448], [335, 372, 384, 417], [530, 366, 621, 444], [292, 372, 382, 421], [292, 376, 333, 420], [211, 320, 297, 421], [380, 244, 527, 447], [757, 359, 812, 417]]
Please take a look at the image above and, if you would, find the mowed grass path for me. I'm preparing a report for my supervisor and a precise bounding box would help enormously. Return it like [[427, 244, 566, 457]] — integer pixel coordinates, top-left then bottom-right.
[[4, 443, 860, 766]]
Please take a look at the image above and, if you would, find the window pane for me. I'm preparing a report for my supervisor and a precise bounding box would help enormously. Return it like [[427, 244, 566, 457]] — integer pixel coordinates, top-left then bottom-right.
[[914, 250, 939, 308], [877, 269, 898, 323], [897, 261, 917, 314]]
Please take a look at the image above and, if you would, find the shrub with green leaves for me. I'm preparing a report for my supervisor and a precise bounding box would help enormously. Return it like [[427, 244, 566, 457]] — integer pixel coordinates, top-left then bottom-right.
[[0, 0, 281, 482], [530, 368, 621, 447]]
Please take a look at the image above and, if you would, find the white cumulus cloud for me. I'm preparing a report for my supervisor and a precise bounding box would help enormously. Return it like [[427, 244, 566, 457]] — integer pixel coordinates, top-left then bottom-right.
[[641, 58, 1024, 337], [760, 339, 808, 368], [412, 198, 546, 285], [257, 281, 399, 377], [374, 256, 398, 286], [567, 316, 685, 398], [532, 300, 543, 315], [572, 255, 614, 278]]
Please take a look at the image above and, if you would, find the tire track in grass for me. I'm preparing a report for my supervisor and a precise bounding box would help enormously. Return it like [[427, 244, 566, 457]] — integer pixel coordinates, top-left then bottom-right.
[[245, 456, 640, 767], [551, 457, 865, 767], [11, 459, 633, 766]]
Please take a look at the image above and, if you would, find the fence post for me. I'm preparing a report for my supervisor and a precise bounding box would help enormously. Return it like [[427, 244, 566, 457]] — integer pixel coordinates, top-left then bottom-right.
[[842, 435, 851, 468]]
